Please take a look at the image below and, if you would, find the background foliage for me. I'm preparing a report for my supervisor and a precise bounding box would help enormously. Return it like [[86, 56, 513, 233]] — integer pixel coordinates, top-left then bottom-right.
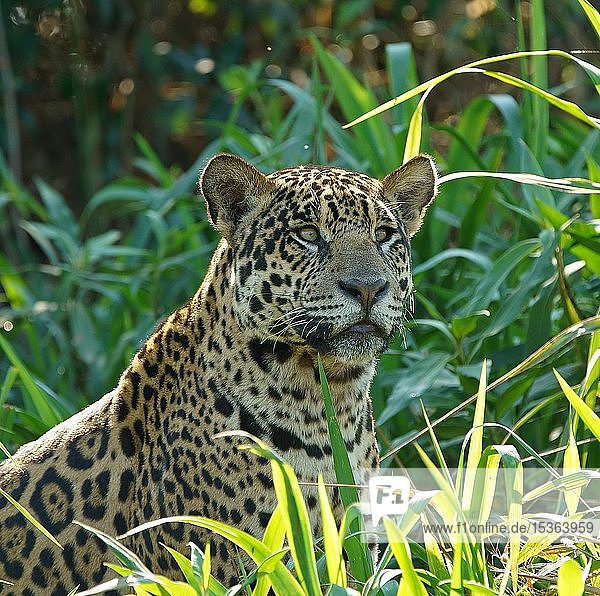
[[1, 0, 597, 463], [0, 0, 599, 592]]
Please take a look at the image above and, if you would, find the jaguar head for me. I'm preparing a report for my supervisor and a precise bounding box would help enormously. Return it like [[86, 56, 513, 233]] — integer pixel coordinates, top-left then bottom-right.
[[201, 154, 437, 365]]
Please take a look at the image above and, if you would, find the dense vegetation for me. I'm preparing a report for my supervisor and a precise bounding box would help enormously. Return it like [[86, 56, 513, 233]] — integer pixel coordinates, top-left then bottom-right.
[[1, 0, 599, 594]]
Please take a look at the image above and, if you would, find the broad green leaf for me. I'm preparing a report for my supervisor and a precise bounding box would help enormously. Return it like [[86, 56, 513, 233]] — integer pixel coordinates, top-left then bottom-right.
[[522, 470, 599, 503], [379, 353, 451, 425], [34, 177, 80, 242], [312, 36, 398, 176], [134, 133, 172, 187], [385, 42, 419, 127], [449, 538, 463, 596], [470, 451, 501, 526], [0, 254, 32, 308], [451, 312, 490, 340], [528, 0, 549, 158], [458, 239, 539, 316], [476, 230, 556, 340], [557, 559, 585, 596], [412, 248, 492, 276]]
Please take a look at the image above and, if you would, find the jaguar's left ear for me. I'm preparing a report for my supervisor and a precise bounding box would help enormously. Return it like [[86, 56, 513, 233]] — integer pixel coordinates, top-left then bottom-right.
[[381, 154, 438, 237]]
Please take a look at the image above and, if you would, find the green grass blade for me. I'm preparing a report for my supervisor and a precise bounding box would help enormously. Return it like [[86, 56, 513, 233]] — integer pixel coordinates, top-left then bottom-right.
[[253, 505, 286, 596], [269, 460, 322, 596], [214, 431, 321, 595], [317, 475, 346, 587], [557, 559, 585, 596], [422, 527, 450, 584], [563, 428, 582, 516], [449, 538, 464, 596], [382, 519, 428, 596], [578, 0, 600, 39], [345, 50, 600, 128], [0, 486, 63, 549], [475, 68, 599, 129], [188, 543, 228, 596], [462, 582, 498, 595], [581, 329, 600, 404], [554, 369, 600, 440], [201, 543, 210, 593], [493, 445, 523, 593], [75, 520, 150, 572], [461, 361, 488, 512], [0, 366, 18, 411], [438, 171, 600, 194], [470, 449, 501, 526], [120, 515, 305, 596], [403, 93, 427, 163], [318, 356, 357, 508], [383, 316, 600, 462], [161, 544, 206, 595], [0, 333, 63, 427], [522, 470, 598, 503]]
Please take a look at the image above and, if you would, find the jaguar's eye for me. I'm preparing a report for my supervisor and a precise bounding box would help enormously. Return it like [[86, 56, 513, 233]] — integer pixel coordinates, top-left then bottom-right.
[[375, 226, 394, 243], [297, 225, 320, 243]]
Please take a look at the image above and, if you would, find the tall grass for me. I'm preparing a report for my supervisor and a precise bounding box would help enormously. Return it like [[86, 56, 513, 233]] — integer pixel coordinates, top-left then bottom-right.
[[0, 0, 599, 594]]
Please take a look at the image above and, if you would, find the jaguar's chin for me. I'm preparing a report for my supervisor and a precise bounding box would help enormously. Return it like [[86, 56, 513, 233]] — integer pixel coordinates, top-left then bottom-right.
[[304, 323, 391, 365]]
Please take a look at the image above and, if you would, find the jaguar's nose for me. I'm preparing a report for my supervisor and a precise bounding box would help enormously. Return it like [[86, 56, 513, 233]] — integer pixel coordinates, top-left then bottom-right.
[[339, 277, 388, 312]]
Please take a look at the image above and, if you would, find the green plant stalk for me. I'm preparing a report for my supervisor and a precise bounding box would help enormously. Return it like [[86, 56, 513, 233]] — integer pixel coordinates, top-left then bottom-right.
[[529, 0, 549, 159], [317, 356, 373, 582]]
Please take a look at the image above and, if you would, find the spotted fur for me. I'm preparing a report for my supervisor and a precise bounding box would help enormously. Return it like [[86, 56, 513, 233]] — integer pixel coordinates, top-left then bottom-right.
[[0, 154, 437, 593]]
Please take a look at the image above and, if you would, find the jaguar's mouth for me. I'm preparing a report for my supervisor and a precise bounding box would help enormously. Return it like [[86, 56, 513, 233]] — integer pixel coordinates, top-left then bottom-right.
[[287, 314, 391, 362], [340, 319, 388, 338]]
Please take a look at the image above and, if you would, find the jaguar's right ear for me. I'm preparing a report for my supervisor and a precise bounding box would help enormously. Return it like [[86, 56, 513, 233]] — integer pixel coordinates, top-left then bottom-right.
[[200, 154, 275, 241]]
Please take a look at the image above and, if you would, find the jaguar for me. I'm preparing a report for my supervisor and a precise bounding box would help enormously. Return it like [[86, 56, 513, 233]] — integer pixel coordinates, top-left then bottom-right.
[[0, 153, 437, 593]]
